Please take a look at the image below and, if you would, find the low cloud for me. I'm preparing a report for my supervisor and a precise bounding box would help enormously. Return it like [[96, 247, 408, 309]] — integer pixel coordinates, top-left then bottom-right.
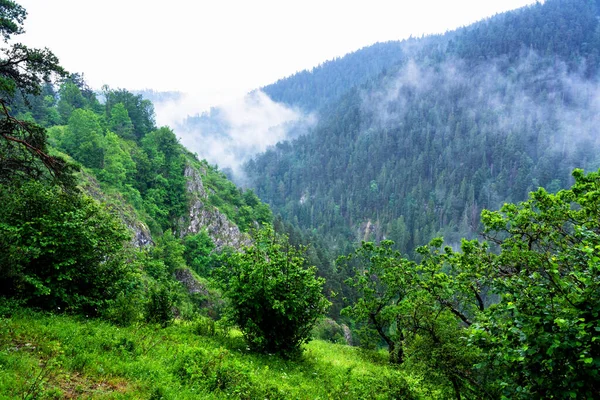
[[361, 51, 600, 161], [152, 90, 315, 182]]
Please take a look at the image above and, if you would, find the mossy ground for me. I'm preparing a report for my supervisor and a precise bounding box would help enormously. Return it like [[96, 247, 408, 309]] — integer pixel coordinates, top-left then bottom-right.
[[0, 308, 418, 399]]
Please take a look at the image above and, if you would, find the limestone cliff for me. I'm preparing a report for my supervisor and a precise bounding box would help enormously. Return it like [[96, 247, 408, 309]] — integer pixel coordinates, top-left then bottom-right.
[[180, 164, 251, 251]]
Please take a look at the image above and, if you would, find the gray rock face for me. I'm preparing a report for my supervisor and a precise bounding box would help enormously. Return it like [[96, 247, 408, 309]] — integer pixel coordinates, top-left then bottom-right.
[[128, 221, 153, 247], [342, 324, 353, 346], [184, 164, 207, 199], [182, 164, 251, 251]]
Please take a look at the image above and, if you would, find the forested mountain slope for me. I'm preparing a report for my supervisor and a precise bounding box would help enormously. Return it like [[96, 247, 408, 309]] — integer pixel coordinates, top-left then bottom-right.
[[2, 1, 599, 398], [262, 41, 407, 112], [246, 0, 600, 255]]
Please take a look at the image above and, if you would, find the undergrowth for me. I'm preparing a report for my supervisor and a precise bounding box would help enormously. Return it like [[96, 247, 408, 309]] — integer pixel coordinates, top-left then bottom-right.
[[0, 308, 419, 399]]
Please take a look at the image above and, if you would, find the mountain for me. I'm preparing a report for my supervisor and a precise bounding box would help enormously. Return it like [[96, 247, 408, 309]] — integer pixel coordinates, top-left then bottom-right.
[[262, 41, 407, 112], [245, 0, 600, 256]]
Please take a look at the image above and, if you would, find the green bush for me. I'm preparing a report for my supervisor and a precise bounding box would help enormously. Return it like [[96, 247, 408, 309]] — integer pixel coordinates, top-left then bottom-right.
[[0, 180, 134, 314], [145, 283, 176, 327], [312, 318, 346, 343], [216, 225, 330, 358], [182, 231, 216, 277]]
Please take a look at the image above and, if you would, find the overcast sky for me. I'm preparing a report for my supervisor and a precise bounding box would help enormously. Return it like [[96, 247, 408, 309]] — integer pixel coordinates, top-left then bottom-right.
[[17, 0, 539, 110]]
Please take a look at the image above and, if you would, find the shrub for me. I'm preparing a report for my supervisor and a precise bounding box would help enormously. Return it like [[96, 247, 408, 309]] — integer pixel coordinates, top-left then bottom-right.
[[216, 225, 330, 357], [145, 283, 176, 327], [312, 318, 346, 344], [0, 180, 133, 314]]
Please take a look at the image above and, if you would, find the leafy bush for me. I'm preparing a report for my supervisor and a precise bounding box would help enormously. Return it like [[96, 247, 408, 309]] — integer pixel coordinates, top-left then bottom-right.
[[145, 283, 176, 327], [182, 231, 216, 276], [216, 225, 330, 357], [312, 318, 346, 344], [0, 180, 134, 314]]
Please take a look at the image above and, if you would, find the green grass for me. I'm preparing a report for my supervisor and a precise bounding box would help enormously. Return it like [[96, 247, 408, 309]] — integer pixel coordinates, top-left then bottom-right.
[[0, 308, 417, 399]]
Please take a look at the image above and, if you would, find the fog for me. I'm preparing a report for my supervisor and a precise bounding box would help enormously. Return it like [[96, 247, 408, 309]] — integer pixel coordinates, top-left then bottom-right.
[[153, 90, 314, 181], [362, 50, 600, 164]]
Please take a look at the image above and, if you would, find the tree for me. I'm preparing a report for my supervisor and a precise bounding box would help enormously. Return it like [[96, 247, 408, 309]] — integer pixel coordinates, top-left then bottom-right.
[[61, 108, 105, 169], [183, 230, 216, 276], [103, 87, 155, 140], [471, 168, 600, 399], [0, 0, 71, 185], [56, 80, 86, 123], [216, 225, 330, 357], [109, 102, 134, 140], [339, 240, 414, 364], [340, 239, 482, 398], [139, 127, 187, 230], [0, 1, 26, 41], [0, 180, 133, 314], [341, 168, 600, 398], [99, 130, 135, 186]]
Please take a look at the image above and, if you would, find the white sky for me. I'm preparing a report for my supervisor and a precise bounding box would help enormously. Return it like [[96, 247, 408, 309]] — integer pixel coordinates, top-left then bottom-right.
[[16, 0, 539, 109]]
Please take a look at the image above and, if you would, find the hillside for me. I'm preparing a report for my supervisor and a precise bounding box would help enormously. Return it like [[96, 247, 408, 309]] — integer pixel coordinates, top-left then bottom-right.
[[169, 40, 412, 177], [0, 307, 414, 399], [245, 0, 600, 256], [262, 41, 407, 112]]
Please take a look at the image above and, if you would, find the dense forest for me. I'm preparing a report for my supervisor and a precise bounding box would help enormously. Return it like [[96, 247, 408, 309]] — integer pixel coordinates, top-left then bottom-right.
[[1, 0, 599, 398], [247, 0, 600, 258]]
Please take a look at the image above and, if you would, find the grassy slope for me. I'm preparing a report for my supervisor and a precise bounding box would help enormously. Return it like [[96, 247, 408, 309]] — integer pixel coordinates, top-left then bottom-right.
[[0, 308, 419, 399]]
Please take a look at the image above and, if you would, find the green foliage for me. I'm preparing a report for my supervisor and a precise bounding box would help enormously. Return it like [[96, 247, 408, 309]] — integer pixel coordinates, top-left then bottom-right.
[[340, 238, 482, 399], [56, 81, 87, 123], [0, 3, 70, 185], [139, 127, 187, 231], [341, 168, 600, 398], [60, 108, 105, 169], [98, 130, 136, 187], [339, 240, 414, 363], [108, 102, 134, 140], [152, 230, 186, 274], [0, 1, 25, 42], [183, 230, 216, 276], [203, 166, 273, 232], [103, 86, 156, 140], [470, 168, 600, 398], [0, 180, 134, 314], [145, 283, 176, 328], [311, 318, 346, 344], [216, 225, 330, 357]]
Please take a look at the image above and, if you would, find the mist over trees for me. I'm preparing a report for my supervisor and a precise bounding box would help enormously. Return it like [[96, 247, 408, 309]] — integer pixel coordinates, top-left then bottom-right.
[[245, 0, 600, 258]]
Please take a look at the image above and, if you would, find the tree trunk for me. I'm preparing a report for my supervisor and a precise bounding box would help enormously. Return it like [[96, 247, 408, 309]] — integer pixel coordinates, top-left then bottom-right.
[[451, 376, 461, 400]]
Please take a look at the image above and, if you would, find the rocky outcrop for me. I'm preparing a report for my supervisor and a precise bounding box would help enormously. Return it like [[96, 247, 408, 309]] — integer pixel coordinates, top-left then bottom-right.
[[342, 324, 353, 346], [181, 164, 251, 251], [174, 267, 225, 319], [184, 164, 207, 199], [357, 219, 383, 242], [127, 221, 153, 247]]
